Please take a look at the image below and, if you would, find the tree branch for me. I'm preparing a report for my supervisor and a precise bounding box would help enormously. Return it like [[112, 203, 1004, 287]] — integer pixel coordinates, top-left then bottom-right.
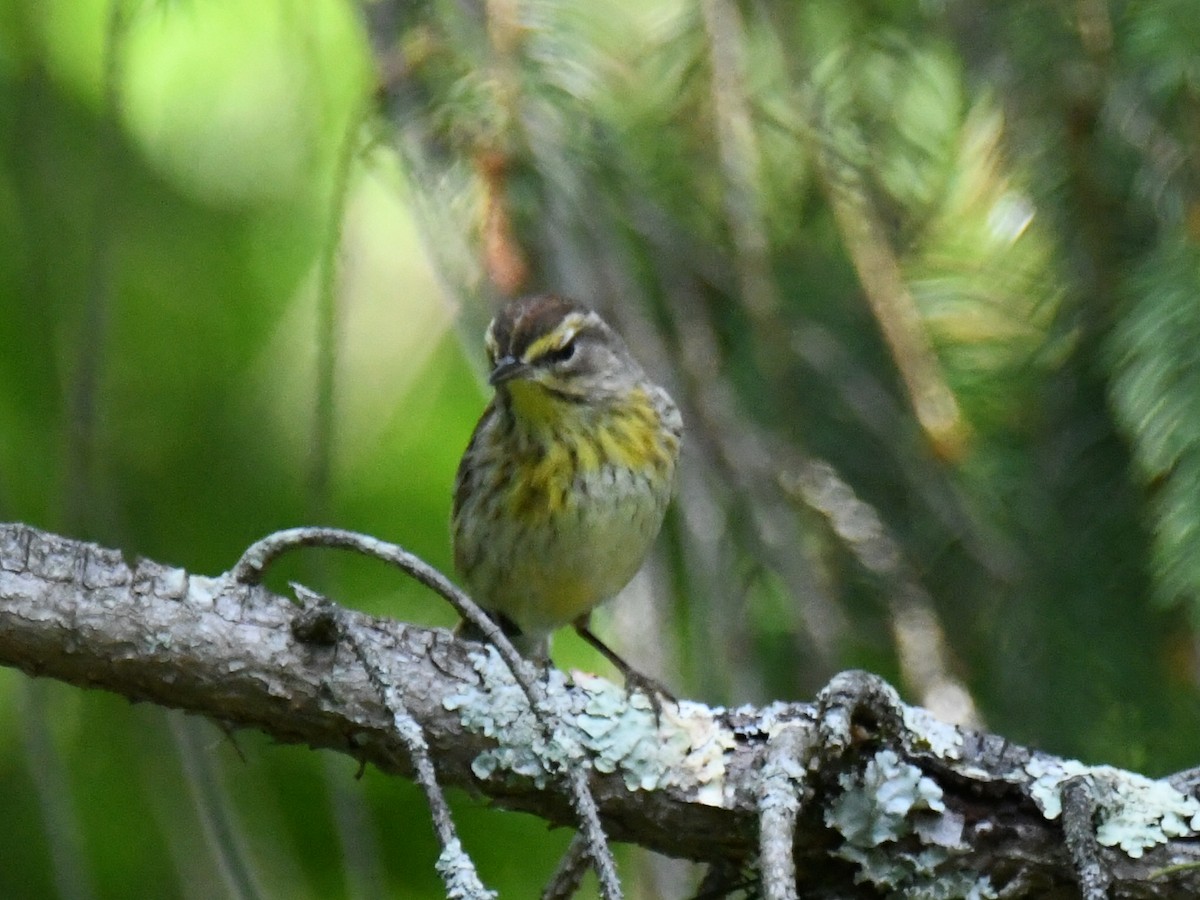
[[2, 522, 1200, 897]]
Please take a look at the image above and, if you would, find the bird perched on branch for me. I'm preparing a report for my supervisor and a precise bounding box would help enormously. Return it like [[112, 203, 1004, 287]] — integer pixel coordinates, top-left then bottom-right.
[[452, 294, 682, 691]]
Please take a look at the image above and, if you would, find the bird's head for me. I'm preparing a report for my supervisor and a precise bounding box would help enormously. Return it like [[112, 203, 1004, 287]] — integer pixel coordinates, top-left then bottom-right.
[[483, 294, 641, 423]]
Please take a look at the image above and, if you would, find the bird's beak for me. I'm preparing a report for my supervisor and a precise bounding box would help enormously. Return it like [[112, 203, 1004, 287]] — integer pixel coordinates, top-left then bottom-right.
[[488, 355, 531, 386]]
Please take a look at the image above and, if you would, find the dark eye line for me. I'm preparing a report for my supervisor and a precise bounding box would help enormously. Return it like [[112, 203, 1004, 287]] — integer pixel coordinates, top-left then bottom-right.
[[538, 339, 576, 365]]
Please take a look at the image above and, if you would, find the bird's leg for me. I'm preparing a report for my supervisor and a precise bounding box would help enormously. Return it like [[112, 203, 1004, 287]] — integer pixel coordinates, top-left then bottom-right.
[[572, 615, 676, 713]]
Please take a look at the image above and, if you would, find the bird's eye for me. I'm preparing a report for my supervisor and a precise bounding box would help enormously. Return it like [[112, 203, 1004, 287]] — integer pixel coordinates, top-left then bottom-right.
[[541, 340, 576, 365]]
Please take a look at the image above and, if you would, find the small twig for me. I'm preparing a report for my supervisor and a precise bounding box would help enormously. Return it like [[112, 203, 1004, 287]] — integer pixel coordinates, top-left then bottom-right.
[[692, 861, 750, 899], [757, 724, 813, 900], [815, 669, 907, 754], [233, 527, 539, 695], [324, 588, 494, 900], [563, 768, 622, 900], [1148, 860, 1200, 880], [231, 528, 623, 900], [1061, 775, 1112, 900], [541, 833, 592, 900]]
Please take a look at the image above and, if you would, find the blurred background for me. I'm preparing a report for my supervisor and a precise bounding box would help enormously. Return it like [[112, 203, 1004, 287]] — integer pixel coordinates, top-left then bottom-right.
[[4, 0, 1200, 896]]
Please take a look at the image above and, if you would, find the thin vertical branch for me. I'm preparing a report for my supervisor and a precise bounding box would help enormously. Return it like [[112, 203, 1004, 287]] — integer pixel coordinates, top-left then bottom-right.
[[700, 0, 777, 321], [170, 714, 267, 900], [27, 5, 132, 899], [323, 754, 387, 900], [338, 604, 497, 900], [541, 834, 592, 900], [758, 724, 812, 900], [479, 0, 530, 297], [18, 682, 97, 900], [310, 105, 365, 529], [814, 137, 969, 459], [65, 0, 126, 534]]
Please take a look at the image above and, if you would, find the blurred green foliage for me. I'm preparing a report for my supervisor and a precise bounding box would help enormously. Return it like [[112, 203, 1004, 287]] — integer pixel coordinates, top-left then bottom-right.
[[4, 0, 1200, 896]]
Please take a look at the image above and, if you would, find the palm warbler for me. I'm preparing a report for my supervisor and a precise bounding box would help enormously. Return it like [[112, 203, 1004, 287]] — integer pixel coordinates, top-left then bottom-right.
[[452, 294, 682, 680]]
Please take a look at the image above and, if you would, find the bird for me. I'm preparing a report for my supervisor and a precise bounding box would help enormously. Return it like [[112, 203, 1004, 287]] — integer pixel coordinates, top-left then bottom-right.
[[451, 293, 682, 691]]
